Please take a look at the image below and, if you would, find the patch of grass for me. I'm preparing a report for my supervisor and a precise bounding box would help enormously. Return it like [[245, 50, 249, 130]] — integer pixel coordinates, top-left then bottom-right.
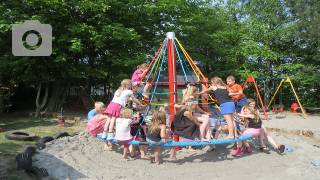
[[0, 116, 86, 179]]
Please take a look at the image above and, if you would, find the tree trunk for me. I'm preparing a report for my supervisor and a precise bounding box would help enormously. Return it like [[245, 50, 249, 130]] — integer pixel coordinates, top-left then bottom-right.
[[57, 82, 70, 111], [0, 72, 3, 116], [35, 82, 49, 118], [45, 81, 62, 113]]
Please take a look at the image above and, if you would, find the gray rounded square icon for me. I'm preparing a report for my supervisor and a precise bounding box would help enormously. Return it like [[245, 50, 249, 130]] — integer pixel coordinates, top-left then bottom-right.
[[12, 20, 52, 56]]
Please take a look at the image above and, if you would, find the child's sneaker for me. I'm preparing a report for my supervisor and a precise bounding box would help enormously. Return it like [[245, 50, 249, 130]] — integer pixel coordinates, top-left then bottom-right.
[[102, 131, 108, 139], [242, 147, 253, 153], [230, 147, 242, 156], [107, 132, 114, 140]]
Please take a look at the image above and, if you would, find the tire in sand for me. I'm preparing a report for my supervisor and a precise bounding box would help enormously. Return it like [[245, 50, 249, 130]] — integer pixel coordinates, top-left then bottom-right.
[[25, 166, 49, 180], [36, 136, 54, 145], [16, 153, 32, 171], [51, 131, 69, 139], [5, 130, 36, 141]]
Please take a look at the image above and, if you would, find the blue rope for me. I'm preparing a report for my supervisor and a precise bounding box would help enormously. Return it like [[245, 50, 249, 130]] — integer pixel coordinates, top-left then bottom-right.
[[96, 134, 254, 147]]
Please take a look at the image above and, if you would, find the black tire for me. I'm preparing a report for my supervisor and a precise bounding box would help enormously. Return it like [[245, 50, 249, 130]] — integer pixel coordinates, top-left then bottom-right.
[[36, 143, 46, 150], [69, 132, 80, 137], [36, 136, 54, 145], [25, 166, 49, 180], [25, 146, 36, 156], [51, 131, 69, 139], [16, 153, 32, 171], [5, 130, 36, 141]]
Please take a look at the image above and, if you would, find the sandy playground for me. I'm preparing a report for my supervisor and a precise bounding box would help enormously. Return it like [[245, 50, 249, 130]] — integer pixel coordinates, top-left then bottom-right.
[[33, 111, 320, 180]]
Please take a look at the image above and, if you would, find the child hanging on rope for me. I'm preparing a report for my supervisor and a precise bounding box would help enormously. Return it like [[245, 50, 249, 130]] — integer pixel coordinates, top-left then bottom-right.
[[230, 106, 262, 156], [115, 108, 150, 159], [86, 107, 112, 151], [198, 77, 238, 139], [242, 99, 285, 153], [131, 63, 152, 99], [171, 97, 211, 144], [146, 111, 177, 163], [102, 79, 142, 140]]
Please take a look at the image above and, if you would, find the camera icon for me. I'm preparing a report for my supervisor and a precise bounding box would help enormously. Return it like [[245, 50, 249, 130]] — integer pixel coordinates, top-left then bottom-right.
[[12, 20, 52, 56]]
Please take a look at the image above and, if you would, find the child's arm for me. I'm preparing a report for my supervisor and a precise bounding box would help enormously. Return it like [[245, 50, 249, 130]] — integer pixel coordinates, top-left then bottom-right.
[[228, 84, 244, 97], [159, 124, 167, 139], [130, 112, 140, 124], [198, 86, 214, 95], [214, 128, 221, 139], [130, 94, 143, 106], [235, 113, 254, 119], [98, 115, 108, 120], [184, 111, 200, 126], [173, 103, 182, 108], [195, 105, 211, 115]]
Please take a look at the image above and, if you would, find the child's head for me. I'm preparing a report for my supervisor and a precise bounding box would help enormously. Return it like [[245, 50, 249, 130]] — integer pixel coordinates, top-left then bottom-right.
[[117, 79, 132, 97], [182, 86, 199, 103], [120, 108, 133, 118], [149, 111, 166, 134], [226, 76, 236, 86], [221, 124, 228, 134], [96, 107, 106, 114], [94, 101, 105, 111], [137, 63, 148, 70], [243, 106, 259, 124], [211, 77, 225, 86], [148, 109, 156, 115], [245, 98, 256, 108]]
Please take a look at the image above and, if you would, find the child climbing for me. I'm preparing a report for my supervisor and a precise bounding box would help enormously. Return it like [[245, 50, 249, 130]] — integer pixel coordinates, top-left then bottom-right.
[[131, 63, 152, 99], [102, 79, 142, 140], [198, 77, 238, 139], [230, 106, 262, 156], [115, 108, 150, 159], [146, 111, 177, 163]]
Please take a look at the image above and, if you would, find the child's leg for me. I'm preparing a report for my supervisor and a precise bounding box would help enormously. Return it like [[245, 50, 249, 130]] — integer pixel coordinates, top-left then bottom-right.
[[193, 113, 211, 141], [154, 146, 162, 162], [186, 146, 196, 152], [263, 126, 278, 149], [143, 83, 151, 96], [169, 147, 177, 160], [103, 115, 112, 132], [108, 115, 117, 133], [103, 140, 113, 151], [258, 127, 269, 150], [123, 146, 129, 159], [138, 145, 150, 159], [129, 145, 136, 158], [223, 114, 235, 139]]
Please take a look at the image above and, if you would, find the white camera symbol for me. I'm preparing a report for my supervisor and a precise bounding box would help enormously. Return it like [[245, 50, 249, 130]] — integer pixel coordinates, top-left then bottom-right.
[[12, 20, 52, 56]]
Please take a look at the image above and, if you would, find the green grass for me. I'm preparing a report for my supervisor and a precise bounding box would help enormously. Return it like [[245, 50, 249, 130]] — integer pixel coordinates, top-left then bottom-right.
[[0, 116, 86, 180]]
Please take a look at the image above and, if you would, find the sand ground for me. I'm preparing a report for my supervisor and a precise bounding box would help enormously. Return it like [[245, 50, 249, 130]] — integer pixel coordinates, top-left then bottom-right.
[[34, 111, 320, 180]]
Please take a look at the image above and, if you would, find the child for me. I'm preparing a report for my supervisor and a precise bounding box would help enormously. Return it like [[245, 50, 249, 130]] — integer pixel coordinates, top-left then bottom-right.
[[146, 111, 177, 163], [102, 79, 143, 140], [230, 106, 262, 156], [87, 101, 105, 121], [159, 104, 171, 127], [226, 76, 247, 113], [86, 107, 112, 151], [174, 86, 212, 142], [131, 63, 152, 99], [206, 118, 220, 152], [171, 97, 210, 142], [243, 98, 285, 153], [130, 107, 148, 141], [115, 108, 150, 159], [198, 77, 238, 139]]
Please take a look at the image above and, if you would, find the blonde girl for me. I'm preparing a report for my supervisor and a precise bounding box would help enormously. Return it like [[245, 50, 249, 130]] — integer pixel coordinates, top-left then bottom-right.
[[131, 63, 152, 98], [86, 107, 112, 151], [115, 108, 150, 159], [198, 77, 238, 139], [102, 79, 142, 140], [242, 99, 285, 153], [146, 111, 177, 163], [175, 85, 211, 142], [230, 106, 262, 156]]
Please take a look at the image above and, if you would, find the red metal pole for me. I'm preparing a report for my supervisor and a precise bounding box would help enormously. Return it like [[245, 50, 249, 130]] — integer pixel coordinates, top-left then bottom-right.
[[167, 32, 179, 151]]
